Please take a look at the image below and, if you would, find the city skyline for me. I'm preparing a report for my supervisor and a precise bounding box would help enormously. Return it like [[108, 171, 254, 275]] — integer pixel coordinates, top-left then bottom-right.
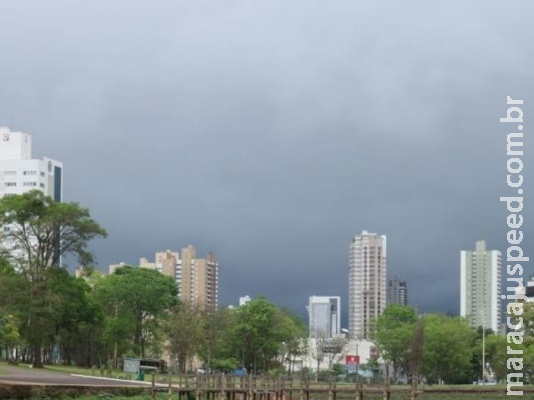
[[0, 1, 532, 323]]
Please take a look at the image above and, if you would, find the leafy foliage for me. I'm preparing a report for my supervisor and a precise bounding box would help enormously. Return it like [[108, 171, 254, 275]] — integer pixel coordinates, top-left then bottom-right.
[[0, 191, 107, 367]]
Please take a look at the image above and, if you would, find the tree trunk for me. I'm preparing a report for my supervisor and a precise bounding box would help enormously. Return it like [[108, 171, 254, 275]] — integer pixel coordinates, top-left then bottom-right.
[[33, 342, 43, 368]]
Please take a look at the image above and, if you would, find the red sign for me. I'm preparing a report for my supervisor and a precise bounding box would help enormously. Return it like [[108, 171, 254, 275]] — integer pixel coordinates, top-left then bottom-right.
[[345, 355, 360, 365]]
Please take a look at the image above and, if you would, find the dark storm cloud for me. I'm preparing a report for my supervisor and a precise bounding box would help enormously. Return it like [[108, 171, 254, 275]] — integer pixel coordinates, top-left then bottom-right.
[[0, 0, 533, 323]]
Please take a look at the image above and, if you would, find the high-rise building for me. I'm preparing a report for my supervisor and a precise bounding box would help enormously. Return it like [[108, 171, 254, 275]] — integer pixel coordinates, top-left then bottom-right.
[[307, 296, 341, 338], [0, 127, 63, 201], [139, 245, 219, 310], [387, 276, 407, 306], [348, 230, 387, 340], [460, 240, 502, 333]]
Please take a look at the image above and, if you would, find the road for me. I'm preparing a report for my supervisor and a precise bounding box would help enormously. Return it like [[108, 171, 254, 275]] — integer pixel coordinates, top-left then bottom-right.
[[0, 365, 160, 387]]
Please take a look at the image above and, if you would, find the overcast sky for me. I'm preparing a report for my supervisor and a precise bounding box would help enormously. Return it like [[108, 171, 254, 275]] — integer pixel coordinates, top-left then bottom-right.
[[0, 1, 532, 324]]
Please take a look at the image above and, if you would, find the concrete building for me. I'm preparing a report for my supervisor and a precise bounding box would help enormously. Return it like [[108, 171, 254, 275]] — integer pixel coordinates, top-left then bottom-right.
[[0, 127, 63, 201], [239, 295, 251, 306], [348, 230, 387, 340], [285, 338, 378, 373], [109, 262, 128, 274], [0, 128, 63, 269], [460, 240, 502, 333], [139, 245, 218, 310], [387, 276, 407, 306], [518, 275, 534, 302], [307, 296, 341, 339]]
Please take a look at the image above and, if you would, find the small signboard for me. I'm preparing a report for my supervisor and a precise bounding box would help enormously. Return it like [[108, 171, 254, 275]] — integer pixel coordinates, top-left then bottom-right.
[[345, 355, 360, 365], [123, 358, 141, 373]]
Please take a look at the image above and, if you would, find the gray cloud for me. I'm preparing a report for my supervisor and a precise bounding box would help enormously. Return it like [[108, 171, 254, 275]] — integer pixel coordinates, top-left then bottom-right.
[[1, 0, 533, 324]]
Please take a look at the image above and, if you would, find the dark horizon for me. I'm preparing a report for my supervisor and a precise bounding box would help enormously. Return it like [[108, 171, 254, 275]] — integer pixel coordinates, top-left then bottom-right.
[[0, 0, 532, 323]]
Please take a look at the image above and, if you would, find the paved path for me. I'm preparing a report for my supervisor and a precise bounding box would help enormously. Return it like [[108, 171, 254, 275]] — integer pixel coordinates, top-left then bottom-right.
[[0, 365, 158, 387]]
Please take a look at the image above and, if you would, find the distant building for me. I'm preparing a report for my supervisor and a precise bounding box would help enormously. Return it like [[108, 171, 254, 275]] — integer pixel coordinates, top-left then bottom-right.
[[348, 231, 387, 339], [139, 245, 218, 310], [460, 240, 502, 333], [109, 262, 128, 274], [523, 275, 534, 301], [239, 295, 251, 306], [0, 128, 64, 268], [515, 275, 534, 302], [506, 275, 534, 335], [285, 338, 378, 373], [307, 296, 341, 339], [0, 127, 63, 201], [387, 276, 407, 306]]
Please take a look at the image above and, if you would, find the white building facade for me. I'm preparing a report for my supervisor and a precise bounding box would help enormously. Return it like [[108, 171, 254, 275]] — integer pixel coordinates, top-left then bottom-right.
[[285, 338, 379, 373], [307, 296, 341, 339], [460, 240, 502, 333], [0, 127, 63, 201], [348, 231, 387, 340]]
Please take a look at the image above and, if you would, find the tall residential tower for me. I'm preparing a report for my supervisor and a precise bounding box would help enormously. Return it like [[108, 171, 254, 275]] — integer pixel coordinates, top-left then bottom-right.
[[348, 231, 387, 339], [136, 245, 219, 310], [460, 240, 502, 332]]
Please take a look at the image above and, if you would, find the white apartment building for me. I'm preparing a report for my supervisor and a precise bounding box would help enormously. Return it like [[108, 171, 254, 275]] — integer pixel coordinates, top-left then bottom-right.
[[348, 231, 387, 340], [460, 240, 502, 333], [307, 296, 341, 339], [0, 127, 63, 201]]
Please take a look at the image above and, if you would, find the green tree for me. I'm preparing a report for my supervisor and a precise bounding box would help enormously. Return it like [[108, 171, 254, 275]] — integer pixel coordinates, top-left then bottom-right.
[[421, 314, 475, 384], [0, 190, 107, 367], [96, 265, 178, 361], [198, 307, 231, 371], [45, 267, 104, 366], [331, 363, 344, 377], [0, 313, 23, 362], [277, 311, 308, 376], [0, 257, 28, 363], [374, 304, 418, 382], [485, 334, 509, 382], [163, 302, 203, 373], [221, 296, 305, 373]]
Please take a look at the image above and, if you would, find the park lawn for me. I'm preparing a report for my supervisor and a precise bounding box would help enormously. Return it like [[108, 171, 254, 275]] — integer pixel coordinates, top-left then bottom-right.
[[0, 361, 127, 380]]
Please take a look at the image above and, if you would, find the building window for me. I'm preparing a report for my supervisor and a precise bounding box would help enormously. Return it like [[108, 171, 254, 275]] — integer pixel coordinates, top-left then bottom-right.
[[23, 171, 37, 176], [4, 171, 16, 176], [4, 182, 16, 187], [23, 182, 37, 187]]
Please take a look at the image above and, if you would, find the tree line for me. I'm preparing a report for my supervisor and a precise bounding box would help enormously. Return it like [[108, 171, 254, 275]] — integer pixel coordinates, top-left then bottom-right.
[[0, 190, 530, 383], [373, 303, 534, 384], [0, 190, 307, 372]]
